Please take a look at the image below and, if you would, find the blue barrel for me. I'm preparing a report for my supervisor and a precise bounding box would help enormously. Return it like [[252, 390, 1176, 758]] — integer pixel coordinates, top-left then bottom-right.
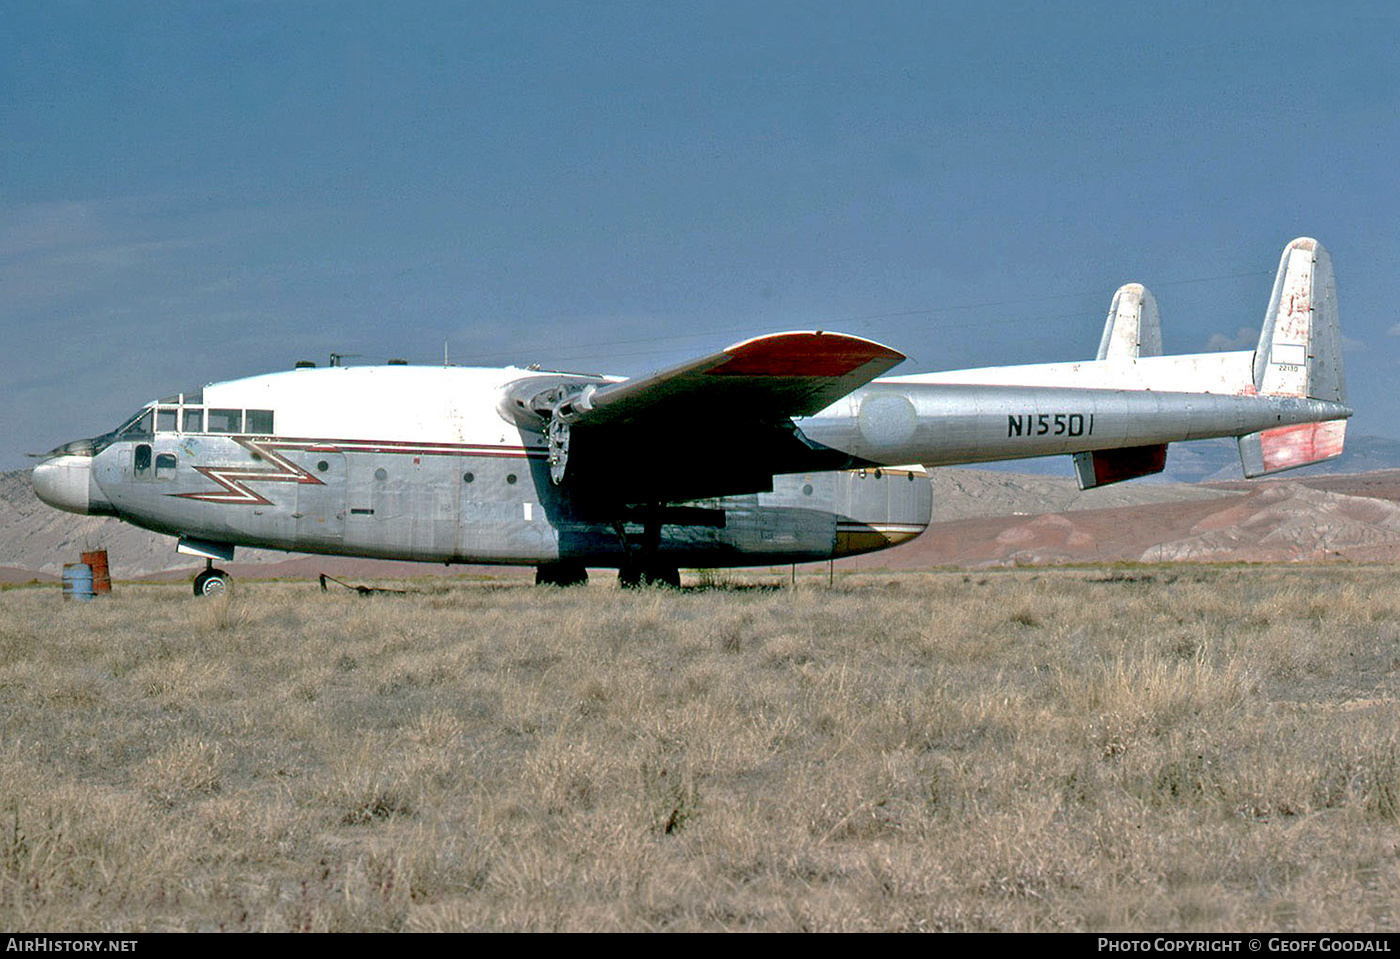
[[62, 563, 94, 601]]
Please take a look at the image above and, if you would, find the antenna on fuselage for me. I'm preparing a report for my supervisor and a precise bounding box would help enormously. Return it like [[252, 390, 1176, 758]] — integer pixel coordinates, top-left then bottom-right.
[[328, 353, 361, 368]]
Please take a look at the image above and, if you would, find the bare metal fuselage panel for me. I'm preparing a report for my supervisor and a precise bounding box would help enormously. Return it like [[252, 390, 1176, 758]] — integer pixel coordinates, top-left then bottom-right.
[[70, 430, 929, 566]]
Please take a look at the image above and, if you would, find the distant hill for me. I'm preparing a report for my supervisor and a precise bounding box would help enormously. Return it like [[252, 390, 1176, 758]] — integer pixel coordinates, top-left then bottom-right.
[[974, 433, 1400, 485], [846, 472, 1400, 569], [927, 467, 1231, 522], [1162, 433, 1400, 484]]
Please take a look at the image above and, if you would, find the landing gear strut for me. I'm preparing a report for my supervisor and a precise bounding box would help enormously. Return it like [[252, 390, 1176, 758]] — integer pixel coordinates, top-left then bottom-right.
[[193, 561, 232, 597], [535, 562, 589, 587], [615, 505, 680, 589]]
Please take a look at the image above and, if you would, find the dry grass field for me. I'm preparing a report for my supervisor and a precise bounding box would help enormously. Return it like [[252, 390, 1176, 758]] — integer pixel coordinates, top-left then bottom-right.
[[1, 564, 1398, 932]]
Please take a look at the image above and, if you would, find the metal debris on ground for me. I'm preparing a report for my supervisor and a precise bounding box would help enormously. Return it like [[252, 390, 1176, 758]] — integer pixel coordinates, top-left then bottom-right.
[[318, 574, 413, 596]]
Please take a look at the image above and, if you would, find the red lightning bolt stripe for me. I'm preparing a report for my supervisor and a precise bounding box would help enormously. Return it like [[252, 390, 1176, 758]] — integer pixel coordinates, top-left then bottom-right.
[[171, 437, 549, 506], [174, 438, 323, 505]]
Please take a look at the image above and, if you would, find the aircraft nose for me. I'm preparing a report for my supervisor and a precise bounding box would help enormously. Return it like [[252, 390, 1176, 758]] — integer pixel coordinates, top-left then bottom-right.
[[31, 454, 94, 515]]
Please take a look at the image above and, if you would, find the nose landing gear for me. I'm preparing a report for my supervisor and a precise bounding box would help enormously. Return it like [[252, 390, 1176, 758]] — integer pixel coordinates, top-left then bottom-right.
[[193, 561, 232, 597]]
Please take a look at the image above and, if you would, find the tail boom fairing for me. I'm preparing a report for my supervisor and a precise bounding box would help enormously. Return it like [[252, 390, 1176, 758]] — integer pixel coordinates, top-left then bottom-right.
[[800, 383, 1348, 471]]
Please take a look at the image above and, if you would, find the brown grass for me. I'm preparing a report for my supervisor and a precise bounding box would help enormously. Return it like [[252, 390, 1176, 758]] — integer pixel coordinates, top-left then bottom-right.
[[1, 564, 1398, 931]]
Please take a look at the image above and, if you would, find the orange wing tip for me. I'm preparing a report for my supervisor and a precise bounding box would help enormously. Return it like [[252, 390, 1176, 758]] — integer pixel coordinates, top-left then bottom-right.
[[713, 332, 905, 378]]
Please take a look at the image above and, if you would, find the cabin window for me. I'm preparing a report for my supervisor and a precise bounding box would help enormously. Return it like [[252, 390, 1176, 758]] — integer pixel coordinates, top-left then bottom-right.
[[134, 444, 152, 477], [183, 408, 204, 432], [155, 453, 177, 480], [207, 409, 242, 433], [245, 409, 274, 434], [156, 408, 178, 432]]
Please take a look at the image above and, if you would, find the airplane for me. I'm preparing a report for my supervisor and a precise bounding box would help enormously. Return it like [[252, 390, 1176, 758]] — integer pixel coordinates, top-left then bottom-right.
[[31, 237, 1350, 595]]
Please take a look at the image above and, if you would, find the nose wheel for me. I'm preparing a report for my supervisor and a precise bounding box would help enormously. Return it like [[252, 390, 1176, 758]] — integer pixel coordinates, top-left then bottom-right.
[[193, 566, 232, 597]]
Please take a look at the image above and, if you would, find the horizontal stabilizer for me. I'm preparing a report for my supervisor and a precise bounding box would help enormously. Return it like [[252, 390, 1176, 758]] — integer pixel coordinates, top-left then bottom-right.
[[1072, 444, 1168, 490], [1238, 420, 1346, 478]]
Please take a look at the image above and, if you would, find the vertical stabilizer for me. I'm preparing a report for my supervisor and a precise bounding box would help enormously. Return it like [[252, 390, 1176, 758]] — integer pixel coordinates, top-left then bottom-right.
[[1096, 283, 1163, 360], [1075, 283, 1166, 488], [1239, 237, 1348, 476], [1252, 237, 1345, 403]]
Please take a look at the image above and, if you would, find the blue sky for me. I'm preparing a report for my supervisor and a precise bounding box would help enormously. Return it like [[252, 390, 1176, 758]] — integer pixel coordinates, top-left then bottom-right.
[[3, 1, 1397, 469]]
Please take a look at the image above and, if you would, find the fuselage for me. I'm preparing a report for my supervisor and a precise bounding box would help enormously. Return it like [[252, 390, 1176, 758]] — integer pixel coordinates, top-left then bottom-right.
[[31, 364, 933, 568]]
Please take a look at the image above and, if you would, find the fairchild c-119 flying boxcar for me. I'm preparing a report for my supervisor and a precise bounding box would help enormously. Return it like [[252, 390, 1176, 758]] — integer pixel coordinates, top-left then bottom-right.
[[32, 238, 1349, 594]]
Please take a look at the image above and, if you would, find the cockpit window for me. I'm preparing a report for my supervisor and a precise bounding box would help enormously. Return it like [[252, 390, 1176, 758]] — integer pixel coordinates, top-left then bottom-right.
[[102, 402, 262, 442], [118, 409, 154, 438], [245, 409, 274, 434], [207, 409, 242, 433]]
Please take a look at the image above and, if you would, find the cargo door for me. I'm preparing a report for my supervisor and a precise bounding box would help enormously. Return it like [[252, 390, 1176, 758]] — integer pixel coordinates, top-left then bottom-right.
[[295, 450, 346, 548]]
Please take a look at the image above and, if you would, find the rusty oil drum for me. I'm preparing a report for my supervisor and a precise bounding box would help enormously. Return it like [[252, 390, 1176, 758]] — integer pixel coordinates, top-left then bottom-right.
[[81, 550, 111, 595]]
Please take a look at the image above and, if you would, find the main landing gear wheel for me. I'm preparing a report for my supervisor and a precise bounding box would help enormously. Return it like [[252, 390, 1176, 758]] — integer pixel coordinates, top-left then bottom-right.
[[535, 563, 589, 587], [193, 568, 233, 597], [614, 504, 681, 589], [618, 562, 680, 589]]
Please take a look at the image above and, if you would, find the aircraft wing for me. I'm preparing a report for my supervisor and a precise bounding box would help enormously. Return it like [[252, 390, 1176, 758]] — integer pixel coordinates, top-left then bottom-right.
[[533, 332, 904, 503], [560, 331, 905, 426]]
